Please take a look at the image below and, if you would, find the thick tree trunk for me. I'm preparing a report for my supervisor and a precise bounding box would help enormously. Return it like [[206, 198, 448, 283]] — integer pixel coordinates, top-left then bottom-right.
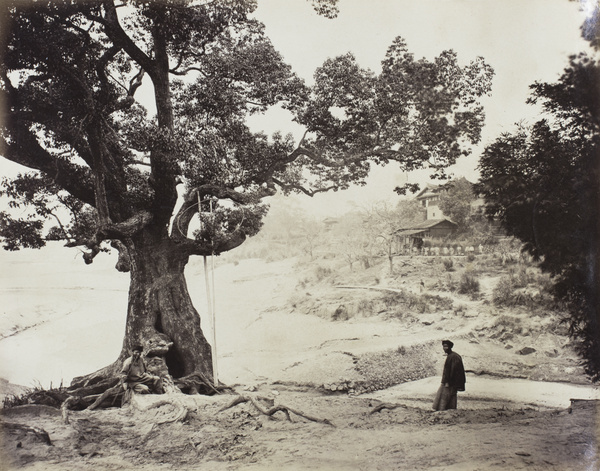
[[70, 235, 215, 394], [123, 237, 214, 381]]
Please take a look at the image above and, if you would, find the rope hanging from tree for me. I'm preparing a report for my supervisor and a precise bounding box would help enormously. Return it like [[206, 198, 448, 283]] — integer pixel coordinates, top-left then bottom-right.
[[198, 191, 219, 386], [175, 191, 247, 387]]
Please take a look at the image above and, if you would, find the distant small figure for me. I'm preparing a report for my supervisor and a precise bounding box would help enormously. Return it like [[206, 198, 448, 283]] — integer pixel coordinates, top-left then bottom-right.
[[414, 237, 424, 251], [432, 340, 466, 411], [120, 345, 162, 394]]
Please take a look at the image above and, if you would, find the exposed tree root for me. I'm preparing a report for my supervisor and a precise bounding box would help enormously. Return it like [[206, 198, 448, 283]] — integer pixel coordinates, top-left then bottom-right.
[[61, 396, 81, 424], [369, 402, 407, 415], [49, 340, 223, 420], [128, 376, 190, 424], [56, 372, 220, 421], [68, 377, 121, 398], [174, 372, 221, 395], [219, 395, 336, 427], [130, 394, 189, 425], [3, 422, 53, 445], [69, 362, 120, 390], [87, 383, 126, 411]]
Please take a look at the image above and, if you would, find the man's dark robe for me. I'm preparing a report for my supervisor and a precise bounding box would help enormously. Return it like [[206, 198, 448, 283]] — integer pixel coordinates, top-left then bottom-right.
[[442, 351, 466, 391], [433, 351, 466, 410]]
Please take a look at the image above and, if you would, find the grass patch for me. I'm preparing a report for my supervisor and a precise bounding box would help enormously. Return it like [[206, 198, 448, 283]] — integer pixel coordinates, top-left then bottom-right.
[[380, 290, 453, 316], [353, 343, 437, 393]]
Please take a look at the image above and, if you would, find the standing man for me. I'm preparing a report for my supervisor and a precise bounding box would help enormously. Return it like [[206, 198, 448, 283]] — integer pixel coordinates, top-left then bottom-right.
[[432, 340, 466, 411], [120, 345, 162, 394]]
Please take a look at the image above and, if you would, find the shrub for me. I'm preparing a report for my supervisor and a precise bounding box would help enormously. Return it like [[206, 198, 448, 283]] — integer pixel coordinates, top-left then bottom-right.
[[492, 314, 523, 334], [459, 272, 480, 295], [493, 276, 515, 306], [492, 274, 557, 310], [433, 274, 459, 293], [314, 265, 333, 281], [443, 258, 455, 272], [357, 299, 375, 314], [422, 293, 454, 311], [332, 304, 350, 321], [381, 291, 407, 307], [506, 267, 532, 288]]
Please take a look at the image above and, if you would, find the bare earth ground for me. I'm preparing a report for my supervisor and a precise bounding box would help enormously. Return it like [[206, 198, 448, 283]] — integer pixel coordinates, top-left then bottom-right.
[[0, 245, 599, 470]]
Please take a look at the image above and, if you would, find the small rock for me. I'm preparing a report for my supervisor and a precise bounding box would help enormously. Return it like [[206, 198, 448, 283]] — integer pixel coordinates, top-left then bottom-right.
[[518, 347, 536, 355], [78, 443, 101, 457], [332, 304, 349, 321]]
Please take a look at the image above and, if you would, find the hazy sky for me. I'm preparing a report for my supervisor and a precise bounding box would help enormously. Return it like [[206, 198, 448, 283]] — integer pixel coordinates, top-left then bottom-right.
[[250, 0, 593, 216]]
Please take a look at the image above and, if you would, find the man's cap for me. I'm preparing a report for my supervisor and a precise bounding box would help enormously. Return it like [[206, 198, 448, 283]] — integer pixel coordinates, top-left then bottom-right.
[[442, 340, 454, 348], [132, 345, 144, 352]]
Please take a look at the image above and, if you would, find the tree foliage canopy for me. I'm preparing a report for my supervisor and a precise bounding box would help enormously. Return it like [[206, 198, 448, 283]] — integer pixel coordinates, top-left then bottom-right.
[[0, 0, 493, 263], [477, 54, 600, 380], [438, 177, 476, 230]]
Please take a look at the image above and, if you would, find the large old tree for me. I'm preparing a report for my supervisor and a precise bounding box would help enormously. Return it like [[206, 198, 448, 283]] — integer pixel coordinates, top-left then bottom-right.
[[0, 0, 493, 397]]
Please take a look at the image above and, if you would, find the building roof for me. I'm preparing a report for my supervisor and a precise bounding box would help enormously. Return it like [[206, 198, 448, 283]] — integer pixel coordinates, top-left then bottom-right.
[[393, 218, 457, 234], [394, 229, 428, 236], [415, 178, 477, 200], [415, 184, 440, 200]]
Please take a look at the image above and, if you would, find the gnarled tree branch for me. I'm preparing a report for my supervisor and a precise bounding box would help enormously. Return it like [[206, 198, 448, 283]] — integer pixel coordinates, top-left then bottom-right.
[[172, 184, 275, 241], [65, 210, 152, 263], [0, 129, 96, 207]]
